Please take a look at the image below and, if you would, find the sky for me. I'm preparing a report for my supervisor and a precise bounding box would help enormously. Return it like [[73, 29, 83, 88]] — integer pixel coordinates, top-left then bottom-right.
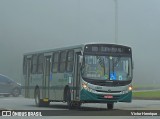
[[0, 0, 160, 86]]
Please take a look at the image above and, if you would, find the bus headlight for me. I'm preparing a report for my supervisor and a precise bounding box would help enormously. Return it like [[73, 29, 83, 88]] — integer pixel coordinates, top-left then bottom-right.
[[82, 83, 88, 89], [82, 83, 93, 92], [128, 86, 132, 91]]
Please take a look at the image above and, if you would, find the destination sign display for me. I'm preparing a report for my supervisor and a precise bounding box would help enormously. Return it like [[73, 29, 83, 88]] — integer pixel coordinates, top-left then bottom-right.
[[84, 44, 131, 54], [101, 47, 123, 53]]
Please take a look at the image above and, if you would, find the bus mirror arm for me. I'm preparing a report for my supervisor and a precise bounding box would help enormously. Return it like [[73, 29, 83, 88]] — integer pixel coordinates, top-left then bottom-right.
[[79, 55, 83, 64], [132, 61, 134, 69]]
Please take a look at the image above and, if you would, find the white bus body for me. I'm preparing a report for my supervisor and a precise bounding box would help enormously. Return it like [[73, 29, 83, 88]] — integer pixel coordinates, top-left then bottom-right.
[[22, 43, 133, 109]]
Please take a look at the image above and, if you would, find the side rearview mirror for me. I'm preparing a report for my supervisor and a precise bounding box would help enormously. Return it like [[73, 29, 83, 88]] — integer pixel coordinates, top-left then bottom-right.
[[79, 55, 83, 64], [132, 61, 134, 69]]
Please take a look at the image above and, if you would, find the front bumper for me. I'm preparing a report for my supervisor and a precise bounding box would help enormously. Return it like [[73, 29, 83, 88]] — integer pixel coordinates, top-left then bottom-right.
[[80, 89, 132, 103]]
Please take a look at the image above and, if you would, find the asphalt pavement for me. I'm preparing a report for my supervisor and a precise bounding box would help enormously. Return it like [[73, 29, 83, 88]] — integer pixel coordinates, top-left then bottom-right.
[[0, 96, 160, 118]]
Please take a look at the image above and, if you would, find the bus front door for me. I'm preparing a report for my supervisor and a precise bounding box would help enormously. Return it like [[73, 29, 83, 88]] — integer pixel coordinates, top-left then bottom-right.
[[74, 52, 81, 101], [43, 56, 51, 100], [25, 58, 31, 98]]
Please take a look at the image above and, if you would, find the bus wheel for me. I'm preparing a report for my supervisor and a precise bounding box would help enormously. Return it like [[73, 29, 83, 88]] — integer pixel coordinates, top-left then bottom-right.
[[75, 102, 81, 109], [66, 89, 73, 109], [107, 103, 114, 110], [35, 89, 41, 107], [35, 88, 49, 107]]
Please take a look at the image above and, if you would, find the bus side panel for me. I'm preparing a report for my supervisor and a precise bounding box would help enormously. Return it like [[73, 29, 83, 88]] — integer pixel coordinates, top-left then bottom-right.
[[30, 74, 43, 99], [48, 73, 53, 100], [55, 73, 71, 101], [49, 73, 57, 100]]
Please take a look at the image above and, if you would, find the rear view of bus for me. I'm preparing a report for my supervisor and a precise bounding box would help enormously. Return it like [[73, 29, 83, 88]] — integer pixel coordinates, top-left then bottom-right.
[[80, 44, 133, 109]]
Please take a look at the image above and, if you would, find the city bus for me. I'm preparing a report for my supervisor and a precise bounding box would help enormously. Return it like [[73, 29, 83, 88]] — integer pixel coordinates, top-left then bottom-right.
[[22, 43, 133, 109]]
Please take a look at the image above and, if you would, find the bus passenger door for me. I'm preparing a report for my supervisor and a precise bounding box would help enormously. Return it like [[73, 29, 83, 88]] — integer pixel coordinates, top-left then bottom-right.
[[43, 56, 51, 99], [74, 52, 81, 100], [25, 58, 31, 98]]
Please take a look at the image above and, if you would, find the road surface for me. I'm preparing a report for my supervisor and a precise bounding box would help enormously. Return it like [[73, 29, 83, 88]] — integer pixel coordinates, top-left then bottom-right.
[[0, 96, 160, 119]]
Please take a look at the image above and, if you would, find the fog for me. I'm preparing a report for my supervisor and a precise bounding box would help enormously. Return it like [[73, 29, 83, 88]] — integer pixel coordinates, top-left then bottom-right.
[[0, 0, 160, 88]]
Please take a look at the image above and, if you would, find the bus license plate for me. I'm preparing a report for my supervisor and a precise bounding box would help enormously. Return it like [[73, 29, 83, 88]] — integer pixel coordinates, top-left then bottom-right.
[[104, 95, 113, 99]]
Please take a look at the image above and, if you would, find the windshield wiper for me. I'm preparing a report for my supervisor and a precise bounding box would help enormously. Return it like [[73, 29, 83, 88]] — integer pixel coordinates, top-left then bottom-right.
[[96, 56, 105, 75]]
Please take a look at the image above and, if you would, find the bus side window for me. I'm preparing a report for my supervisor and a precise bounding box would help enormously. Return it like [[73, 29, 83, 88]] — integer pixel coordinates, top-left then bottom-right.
[[37, 54, 44, 74], [66, 50, 74, 72], [52, 52, 59, 73], [31, 55, 38, 74], [23, 56, 27, 75], [59, 51, 67, 73]]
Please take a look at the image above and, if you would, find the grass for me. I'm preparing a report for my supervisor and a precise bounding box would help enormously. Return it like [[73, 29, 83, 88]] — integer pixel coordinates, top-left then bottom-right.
[[133, 90, 160, 99], [133, 84, 160, 90]]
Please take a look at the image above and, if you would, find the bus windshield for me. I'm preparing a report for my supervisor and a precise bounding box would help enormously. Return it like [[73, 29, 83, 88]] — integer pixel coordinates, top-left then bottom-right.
[[81, 55, 132, 81]]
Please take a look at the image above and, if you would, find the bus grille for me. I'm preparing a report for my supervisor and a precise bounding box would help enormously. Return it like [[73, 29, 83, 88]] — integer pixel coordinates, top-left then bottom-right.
[[96, 90, 121, 93]]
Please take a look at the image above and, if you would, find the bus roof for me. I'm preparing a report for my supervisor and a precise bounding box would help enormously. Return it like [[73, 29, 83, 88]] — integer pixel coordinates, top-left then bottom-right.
[[23, 43, 131, 56], [23, 44, 83, 55]]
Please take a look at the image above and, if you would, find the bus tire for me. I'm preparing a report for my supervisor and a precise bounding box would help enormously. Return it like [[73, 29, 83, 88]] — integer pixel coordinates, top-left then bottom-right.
[[74, 102, 81, 109], [35, 88, 49, 107], [107, 103, 114, 110], [66, 89, 73, 109], [35, 88, 41, 107]]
